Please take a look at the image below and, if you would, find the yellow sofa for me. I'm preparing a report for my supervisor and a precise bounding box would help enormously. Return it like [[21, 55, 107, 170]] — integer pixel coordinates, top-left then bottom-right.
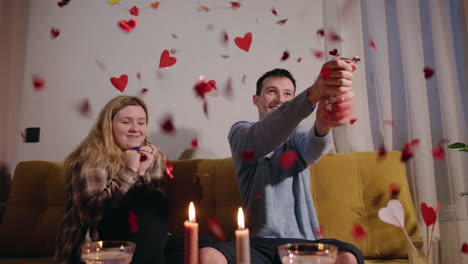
[[0, 151, 418, 264]]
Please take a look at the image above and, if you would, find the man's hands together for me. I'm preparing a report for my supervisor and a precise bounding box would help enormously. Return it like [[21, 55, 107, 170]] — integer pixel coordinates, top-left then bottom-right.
[[307, 58, 357, 136]]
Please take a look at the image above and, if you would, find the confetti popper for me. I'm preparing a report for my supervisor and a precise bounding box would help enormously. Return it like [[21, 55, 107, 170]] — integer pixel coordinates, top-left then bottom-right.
[[325, 56, 361, 112]]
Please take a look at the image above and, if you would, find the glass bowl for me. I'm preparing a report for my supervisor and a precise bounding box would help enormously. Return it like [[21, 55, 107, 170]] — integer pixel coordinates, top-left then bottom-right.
[[81, 240, 136, 264], [278, 242, 338, 264]]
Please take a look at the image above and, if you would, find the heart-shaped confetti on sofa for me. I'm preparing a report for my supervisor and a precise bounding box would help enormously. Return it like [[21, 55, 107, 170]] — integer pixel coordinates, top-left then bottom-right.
[[159, 49, 177, 68], [234, 32, 252, 52], [119, 18, 138, 33], [110, 74, 128, 93]]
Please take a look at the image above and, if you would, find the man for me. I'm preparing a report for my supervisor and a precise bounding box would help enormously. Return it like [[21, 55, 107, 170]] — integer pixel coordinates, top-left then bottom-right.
[[199, 59, 363, 264]]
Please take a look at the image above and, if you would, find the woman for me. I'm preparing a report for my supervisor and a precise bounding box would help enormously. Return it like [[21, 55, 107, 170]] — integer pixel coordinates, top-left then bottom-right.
[[55, 96, 169, 264]]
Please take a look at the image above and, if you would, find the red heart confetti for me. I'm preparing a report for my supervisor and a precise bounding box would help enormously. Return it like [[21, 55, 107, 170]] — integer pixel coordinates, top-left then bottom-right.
[[221, 54, 230, 59], [234, 32, 252, 52], [421, 202, 437, 227], [311, 49, 324, 60], [194, 76, 217, 99], [378, 145, 387, 160], [296, 57, 302, 63], [401, 143, 413, 162], [191, 138, 198, 149], [171, 33, 179, 39], [326, 31, 342, 42], [163, 155, 175, 179], [384, 120, 395, 125], [329, 49, 339, 57], [315, 225, 325, 237], [424, 67, 434, 79], [369, 39, 377, 51], [200, 5, 210, 11], [129, 6, 139, 16], [276, 18, 288, 25], [20, 131, 25, 141], [388, 183, 401, 197], [242, 74, 247, 84], [279, 150, 298, 170], [223, 77, 233, 99], [432, 145, 445, 160], [221, 31, 229, 46], [350, 118, 357, 125], [159, 49, 177, 68], [140, 88, 148, 95], [32, 75, 45, 91], [462, 243, 468, 254], [316, 28, 325, 37], [78, 98, 92, 117], [110, 74, 128, 93], [95, 60, 107, 71], [256, 194, 262, 199], [242, 149, 255, 162], [151, 1, 160, 9], [136, 72, 141, 81], [128, 210, 139, 234], [161, 116, 176, 134], [230, 2, 241, 10], [50, 27, 60, 39], [271, 7, 278, 16], [351, 223, 367, 241], [119, 18, 138, 33], [203, 101, 209, 118], [207, 216, 227, 241], [281, 50, 290, 61], [320, 68, 332, 80], [57, 0, 68, 7], [411, 139, 421, 148]]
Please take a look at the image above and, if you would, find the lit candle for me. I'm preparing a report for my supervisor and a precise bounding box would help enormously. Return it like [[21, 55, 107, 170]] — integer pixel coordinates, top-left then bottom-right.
[[184, 202, 198, 264], [235, 207, 250, 264]]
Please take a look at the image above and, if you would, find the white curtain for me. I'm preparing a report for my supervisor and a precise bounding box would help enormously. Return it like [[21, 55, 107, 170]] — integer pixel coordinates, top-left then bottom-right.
[[326, 0, 468, 263], [0, 0, 29, 169]]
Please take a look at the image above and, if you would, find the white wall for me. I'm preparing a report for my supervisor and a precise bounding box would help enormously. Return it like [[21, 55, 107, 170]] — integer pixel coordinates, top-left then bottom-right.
[[14, 0, 325, 164]]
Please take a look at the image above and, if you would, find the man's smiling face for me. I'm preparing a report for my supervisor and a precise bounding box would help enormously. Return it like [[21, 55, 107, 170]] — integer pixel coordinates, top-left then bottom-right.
[[253, 76, 295, 119]]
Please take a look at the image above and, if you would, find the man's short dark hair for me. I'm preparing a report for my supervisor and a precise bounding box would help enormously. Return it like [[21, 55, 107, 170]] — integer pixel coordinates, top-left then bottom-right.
[[255, 68, 296, 96]]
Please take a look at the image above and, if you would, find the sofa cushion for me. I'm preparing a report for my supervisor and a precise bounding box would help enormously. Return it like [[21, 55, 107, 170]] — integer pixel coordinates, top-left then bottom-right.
[[0, 161, 66, 257], [310, 151, 419, 258]]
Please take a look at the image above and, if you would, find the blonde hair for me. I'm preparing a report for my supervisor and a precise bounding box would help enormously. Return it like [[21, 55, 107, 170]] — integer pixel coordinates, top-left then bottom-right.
[[65, 96, 149, 177]]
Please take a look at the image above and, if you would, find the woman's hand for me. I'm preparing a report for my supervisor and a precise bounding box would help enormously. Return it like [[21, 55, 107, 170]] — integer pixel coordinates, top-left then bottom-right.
[[136, 144, 157, 175], [122, 149, 141, 173]]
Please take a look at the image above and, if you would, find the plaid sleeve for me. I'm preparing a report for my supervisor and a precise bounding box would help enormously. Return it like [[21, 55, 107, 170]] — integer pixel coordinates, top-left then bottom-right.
[[71, 165, 138, 226], [148, 147, 165, 180]]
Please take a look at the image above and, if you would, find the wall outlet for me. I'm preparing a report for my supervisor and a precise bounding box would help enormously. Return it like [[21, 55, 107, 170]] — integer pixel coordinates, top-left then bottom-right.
[[24, 127, 40, 143]]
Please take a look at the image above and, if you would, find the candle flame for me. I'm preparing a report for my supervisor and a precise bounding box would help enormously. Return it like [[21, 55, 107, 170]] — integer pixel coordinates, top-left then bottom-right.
[[189, 202, 196, 222], [237, 207, 245, 229]]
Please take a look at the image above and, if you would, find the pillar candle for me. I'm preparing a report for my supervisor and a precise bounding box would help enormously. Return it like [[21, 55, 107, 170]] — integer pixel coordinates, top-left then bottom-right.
[[235, 207, 250, 264], [184, 202, 198, 264]]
